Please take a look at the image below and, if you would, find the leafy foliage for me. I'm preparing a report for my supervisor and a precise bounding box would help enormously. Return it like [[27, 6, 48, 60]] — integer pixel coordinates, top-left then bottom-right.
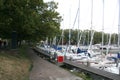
[[0, 0, 62, 42], [62, 29, 118, 45]]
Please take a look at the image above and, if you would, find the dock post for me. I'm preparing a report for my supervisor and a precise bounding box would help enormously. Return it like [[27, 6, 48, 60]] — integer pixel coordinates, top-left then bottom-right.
[[87, 61, 90, 67], [119, 67, 120, 75]]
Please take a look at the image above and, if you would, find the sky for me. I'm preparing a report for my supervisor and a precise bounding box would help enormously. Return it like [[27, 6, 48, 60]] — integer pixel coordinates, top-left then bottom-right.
[[44, 0, 119, 33]]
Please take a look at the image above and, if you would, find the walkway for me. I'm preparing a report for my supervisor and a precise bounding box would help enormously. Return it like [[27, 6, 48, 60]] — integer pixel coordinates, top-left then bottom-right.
[[28, 48, 83, 80]]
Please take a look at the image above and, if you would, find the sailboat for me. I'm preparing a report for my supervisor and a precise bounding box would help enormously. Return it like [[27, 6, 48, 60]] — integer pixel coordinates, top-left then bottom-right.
[[89, 0, 120, 75]]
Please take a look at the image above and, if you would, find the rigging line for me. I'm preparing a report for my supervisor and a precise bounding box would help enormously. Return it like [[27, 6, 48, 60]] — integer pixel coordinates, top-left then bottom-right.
[[57, 36, 62, 46], [113, 0, 119, 45], [106, 0, 118, 55], [58, 22, 64, 46], [106, 33, 112, 55], [57, 29, 64, 46], [72, 8, 79, 29], [78, 31, 83, 47], [52, 36, 56, 45], [82, 32, 86, 45], [72, 0, 80, 29]]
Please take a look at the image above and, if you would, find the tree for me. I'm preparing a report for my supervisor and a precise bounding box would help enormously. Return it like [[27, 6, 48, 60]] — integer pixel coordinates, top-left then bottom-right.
[[62, 29, 118, 46], [0, 0, 62, 45], [93, 31, 102, 44]]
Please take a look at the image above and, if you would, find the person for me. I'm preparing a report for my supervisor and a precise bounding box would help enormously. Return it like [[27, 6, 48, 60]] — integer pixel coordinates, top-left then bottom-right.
[[77, 48, 81, 54], [72, 49, 75, 53], [0, 40, 2, 49], [88, 52, 91, 58], [3, 40, 7, 48], [54, 53, 57, 61]]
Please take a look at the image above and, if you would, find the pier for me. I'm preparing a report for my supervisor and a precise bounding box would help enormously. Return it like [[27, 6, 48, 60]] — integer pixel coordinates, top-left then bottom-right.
[[33, 47, 120, 80]]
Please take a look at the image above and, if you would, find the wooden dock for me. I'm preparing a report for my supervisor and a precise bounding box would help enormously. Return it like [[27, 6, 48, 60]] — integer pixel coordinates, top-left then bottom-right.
[[64, 60, 120, 80], [33, 47, 120, 80]]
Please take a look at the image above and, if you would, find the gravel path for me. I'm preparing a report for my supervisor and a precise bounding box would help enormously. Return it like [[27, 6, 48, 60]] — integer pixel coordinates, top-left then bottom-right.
[[28, 48, 83, 80]]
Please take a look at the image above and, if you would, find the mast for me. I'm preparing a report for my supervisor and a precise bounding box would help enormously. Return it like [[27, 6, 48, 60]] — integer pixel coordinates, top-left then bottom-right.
[[106, 34, 112, 55], [62, 30, 64, 46], [101, 0, 104, 53], [53, 36, 56, 45], [68, 7, 71, 46], [77, 0, 80, 47], [118, 0, 120, 46], [88, 0, 94, 50], [68, 30, 71, 46], [62, 15, 64, 49], [106, 0, 116, 55]]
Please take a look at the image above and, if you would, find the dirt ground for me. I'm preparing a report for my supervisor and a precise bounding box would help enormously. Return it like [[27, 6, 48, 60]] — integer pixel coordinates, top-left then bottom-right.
[[28, 49, 83, 80]]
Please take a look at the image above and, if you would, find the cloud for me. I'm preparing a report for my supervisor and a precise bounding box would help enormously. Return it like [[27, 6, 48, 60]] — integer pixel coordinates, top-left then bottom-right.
[[44, 0, 119, 33]]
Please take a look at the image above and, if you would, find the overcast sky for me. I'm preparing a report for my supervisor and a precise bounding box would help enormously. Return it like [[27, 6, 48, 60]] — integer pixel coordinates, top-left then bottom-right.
[[44, 0, 119, 33]]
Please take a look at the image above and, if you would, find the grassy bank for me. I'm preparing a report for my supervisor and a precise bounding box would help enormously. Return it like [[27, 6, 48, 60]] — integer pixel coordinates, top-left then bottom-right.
[[60, 65, 92, 80], [0, 46, 32, 80], [71, 71, 92, 80]]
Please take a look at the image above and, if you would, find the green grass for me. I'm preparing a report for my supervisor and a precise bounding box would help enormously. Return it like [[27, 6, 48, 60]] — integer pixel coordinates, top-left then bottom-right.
[[60, 65, 92, 80], [71, 71, 92, 80], [0, 45, 32, 80]]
